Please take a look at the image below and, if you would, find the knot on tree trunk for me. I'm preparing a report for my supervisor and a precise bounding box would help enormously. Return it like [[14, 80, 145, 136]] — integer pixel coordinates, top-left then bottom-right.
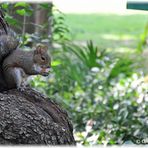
[[0, 87, 76, 145]]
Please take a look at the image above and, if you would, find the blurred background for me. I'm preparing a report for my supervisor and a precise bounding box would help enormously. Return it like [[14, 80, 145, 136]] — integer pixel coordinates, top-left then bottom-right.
[[0, 0, 148, 145]]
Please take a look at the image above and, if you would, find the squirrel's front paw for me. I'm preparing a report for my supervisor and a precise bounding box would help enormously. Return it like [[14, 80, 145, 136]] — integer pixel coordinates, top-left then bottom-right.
[[17, 85, 26, 92]]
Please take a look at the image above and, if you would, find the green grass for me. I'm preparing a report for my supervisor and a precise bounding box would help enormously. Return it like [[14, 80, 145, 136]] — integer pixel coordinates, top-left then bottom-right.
[[63, 14, 148, 74], [65, 14, 148, 50]]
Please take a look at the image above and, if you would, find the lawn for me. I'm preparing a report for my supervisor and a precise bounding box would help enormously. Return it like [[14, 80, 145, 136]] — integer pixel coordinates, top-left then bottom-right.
[[65, 14, 148, 50], [64, 13, 148, 74]]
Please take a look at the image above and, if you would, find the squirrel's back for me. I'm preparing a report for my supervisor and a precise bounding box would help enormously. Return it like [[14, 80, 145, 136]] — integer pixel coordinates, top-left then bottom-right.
[[3, 49, 34, 72], [2, 49, 35, 89]]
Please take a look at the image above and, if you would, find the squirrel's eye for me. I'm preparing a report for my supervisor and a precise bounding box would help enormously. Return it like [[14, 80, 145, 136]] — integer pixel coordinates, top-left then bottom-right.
[[41, 56, 45, 61]]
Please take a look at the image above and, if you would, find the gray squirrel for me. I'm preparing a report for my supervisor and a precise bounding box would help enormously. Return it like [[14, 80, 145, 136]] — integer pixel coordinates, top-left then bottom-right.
[[0, 9, 51, 91]]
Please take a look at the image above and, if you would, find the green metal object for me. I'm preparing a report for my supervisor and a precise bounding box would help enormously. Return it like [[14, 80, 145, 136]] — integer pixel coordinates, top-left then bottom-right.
[[127, 1, 148, 10]]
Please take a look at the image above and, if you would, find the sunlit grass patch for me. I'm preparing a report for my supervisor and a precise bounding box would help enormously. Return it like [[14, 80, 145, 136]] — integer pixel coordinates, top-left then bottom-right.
[[101, 34, 136, 41], [65, 13, 148, 49]]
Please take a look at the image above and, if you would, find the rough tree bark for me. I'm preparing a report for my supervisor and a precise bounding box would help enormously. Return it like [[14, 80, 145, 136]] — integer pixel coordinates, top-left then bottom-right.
[[0, 86, 76, 145]]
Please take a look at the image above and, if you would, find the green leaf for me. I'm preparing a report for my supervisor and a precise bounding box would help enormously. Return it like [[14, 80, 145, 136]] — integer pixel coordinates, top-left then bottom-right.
[[5, 15, 18, 26], [16, 9, 26, 16], [40, 3, 51, 9], [51, 60, 61, 66], [14, 2, 30, 8], [16, 9, 32, 16], [1, 3, 9, 9]]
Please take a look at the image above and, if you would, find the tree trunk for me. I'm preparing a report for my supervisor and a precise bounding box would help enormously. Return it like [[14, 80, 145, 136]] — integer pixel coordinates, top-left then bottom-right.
[[0, 87, 76, 145]]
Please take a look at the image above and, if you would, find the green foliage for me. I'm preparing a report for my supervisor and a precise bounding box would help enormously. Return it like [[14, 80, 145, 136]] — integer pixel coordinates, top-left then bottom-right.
[[1, 3, 9, 9], [52, 7, 70, 42], [14, 2, 30, 8], [5, 14, 19, 26], [40, 3, 52, 9], [137, 23, 148, 53], [107, 56, 135, 81], [14, 2, 33, 16], [32, 42, 148, 145], [1, 4, 18, 26], [64, 41, 103, 69]]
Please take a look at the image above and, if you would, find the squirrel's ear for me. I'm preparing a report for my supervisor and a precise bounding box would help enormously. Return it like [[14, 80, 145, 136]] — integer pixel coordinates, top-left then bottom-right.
[[35, 45, 48, 54], [35, 45, 43, 54], [43, 46, 48, 52]]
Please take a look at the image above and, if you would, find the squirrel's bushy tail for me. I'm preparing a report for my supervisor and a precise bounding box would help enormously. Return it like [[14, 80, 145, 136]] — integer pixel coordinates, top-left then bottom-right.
[[0, 9, 9, 35], [0, 8, 19, 91], [0, 8, 19, 62]]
